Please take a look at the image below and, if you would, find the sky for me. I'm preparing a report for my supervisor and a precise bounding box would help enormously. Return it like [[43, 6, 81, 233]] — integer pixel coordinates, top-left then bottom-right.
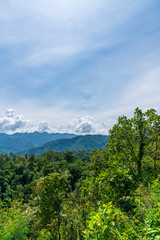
[[0, 0, 160, 134]]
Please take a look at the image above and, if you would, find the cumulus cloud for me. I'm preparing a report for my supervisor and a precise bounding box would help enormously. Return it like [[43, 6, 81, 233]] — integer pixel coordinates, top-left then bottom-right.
[[67, 116, 94, 134], [38, 121, 51, 133], [0, 109, 114, 135], [65, 116, 113, 135], [0, 110, 29, 133], [0, 109, 54, 134]]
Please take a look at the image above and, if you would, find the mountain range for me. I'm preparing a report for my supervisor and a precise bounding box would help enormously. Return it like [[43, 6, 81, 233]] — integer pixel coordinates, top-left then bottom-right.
[[20, 134, 108, 156], [0, 132, 76, 154], [0, 132, 108, 155]]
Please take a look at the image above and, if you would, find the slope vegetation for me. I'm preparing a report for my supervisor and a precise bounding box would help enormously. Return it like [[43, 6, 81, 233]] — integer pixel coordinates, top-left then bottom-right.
[[0, 132, 76, 154], [23, 134, 108, 155]]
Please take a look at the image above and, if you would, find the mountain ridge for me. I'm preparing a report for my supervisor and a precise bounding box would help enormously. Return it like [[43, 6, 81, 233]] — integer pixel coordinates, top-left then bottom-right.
[[0, 131, 76, 154], [20, 134, 108, 156]]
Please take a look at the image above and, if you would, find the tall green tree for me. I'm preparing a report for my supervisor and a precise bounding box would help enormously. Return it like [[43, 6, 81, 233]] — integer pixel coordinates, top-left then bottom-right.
[[145, 109, 160, 176], [34, 172, 68, 240], [107, 108, 160, 176]]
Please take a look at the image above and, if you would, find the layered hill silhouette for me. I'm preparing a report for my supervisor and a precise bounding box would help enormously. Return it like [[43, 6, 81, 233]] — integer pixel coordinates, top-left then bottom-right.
[[0, 132, 76, 154], [20, 134, 108, 156], [0, 132, 108, 155]]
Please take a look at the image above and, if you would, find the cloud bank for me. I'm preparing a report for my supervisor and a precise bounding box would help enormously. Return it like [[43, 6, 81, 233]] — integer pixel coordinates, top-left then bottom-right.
[[0, 109, 52, 134], [0, 109, 112, 135], [66, 116, 111, 135]]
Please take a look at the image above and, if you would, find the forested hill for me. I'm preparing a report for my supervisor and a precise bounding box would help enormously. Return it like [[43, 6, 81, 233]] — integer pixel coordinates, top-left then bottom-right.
[[21, 134, 108, 155], [0, 131, 76, 154], [1, 108, 160, 239]]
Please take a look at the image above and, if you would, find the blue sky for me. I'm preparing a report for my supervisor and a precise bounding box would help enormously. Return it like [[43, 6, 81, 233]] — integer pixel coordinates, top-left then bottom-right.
[[0, 0, 160, 134]]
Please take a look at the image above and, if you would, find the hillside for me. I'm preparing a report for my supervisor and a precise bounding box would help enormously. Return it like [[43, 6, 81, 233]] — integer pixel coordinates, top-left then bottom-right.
[[22, 134, 108, 155], [1, 108, 160, 239], [0, 132, 76, 154]]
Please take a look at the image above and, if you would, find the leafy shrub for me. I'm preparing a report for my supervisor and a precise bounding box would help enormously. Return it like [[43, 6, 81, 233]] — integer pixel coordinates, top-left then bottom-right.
[[83, 202, 139, 240], [0, 200, 30, 240]]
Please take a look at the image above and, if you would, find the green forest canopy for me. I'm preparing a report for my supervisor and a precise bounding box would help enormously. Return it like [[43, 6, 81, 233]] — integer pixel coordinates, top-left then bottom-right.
[[0, 108, 160, 239]]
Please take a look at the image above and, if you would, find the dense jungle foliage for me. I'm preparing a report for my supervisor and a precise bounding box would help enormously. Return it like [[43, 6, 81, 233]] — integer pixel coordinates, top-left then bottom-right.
[[1, 108, 160, 239]]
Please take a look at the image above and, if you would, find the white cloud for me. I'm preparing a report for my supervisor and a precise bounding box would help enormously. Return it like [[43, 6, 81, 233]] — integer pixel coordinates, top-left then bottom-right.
[[38, 121, 52, 133], [0, 110, 30, 133], [67, 116, 95, 134], [0, 108, 116, 135], [0, 109, 111, 135], [0, 109, 54, 134], [65, 116, 112, 135]]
